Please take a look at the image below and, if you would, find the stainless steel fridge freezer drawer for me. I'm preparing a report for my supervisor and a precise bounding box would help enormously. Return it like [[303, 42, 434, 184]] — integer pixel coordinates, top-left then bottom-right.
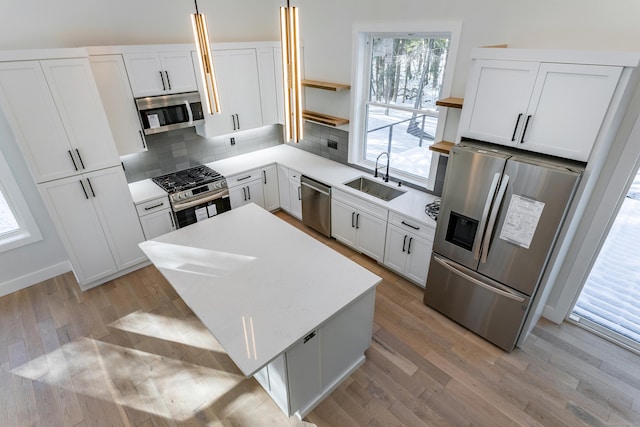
[[424, 253, 531, 351]]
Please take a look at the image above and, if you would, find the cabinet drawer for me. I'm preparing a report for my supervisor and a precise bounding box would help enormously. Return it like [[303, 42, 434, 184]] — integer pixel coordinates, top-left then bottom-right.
[[227, 169, 262, 188], [388, 212, 434, 241], [136, 196, 170, 216], [333, 189, 388, 220], [288, 169, 301, 181]]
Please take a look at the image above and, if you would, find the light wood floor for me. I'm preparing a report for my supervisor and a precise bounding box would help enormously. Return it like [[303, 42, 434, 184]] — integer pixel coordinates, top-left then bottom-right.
[[2, 210, 640, 426]]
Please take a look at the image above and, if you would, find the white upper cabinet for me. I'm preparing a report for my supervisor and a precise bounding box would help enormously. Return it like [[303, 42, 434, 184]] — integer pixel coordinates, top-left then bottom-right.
[[123, 50, 197, 97], [459, 53, 625, 162], [0, 58, 119, 183], [199, 49, 263, 137], [458, 60, 539, 146], [89, 54, 147, 156], [257, 47, 284, 126]]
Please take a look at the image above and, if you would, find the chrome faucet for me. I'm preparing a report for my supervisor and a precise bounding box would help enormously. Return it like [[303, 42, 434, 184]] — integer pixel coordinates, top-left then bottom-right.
[[374, 152, 390, 182]]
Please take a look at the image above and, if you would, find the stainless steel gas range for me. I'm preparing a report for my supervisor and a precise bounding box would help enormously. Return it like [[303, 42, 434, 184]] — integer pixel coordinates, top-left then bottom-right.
[[152, 165, 231, 228]]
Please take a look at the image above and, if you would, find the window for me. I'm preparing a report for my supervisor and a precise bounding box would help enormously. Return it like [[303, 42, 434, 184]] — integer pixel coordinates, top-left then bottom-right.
[[350, 23, 461, 190], [0, 147, 42, 253]]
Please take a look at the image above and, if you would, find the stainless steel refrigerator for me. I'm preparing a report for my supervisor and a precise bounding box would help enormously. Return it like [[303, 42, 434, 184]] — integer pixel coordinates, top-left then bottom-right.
[[424, 140, 584, 351]]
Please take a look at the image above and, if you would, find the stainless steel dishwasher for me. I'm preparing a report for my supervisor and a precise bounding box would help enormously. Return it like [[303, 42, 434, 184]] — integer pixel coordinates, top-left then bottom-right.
[[301, 175, 331, 237]]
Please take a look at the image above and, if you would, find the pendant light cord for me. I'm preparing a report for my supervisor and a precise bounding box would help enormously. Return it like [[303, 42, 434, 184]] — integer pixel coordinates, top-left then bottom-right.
[[194, 0, 199, 15]]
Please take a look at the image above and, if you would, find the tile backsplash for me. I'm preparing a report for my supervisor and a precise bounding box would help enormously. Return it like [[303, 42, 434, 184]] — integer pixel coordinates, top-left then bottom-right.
[[286, 122, 349, 165], [120, 124, 283, 182]]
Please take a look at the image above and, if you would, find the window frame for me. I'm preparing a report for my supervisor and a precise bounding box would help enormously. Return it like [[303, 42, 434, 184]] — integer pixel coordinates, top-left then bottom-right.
[[0, 147, 42, 253], [349, 22, 461, 191]]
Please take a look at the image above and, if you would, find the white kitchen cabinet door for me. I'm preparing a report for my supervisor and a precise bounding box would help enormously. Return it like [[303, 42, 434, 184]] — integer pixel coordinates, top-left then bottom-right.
[[354, 211, 386, 262], [0, 61, 78, 183], [383, 224, 410, 274], [520, 63, 623, 161], [204, 49, 263, 136], [262, 164, 280, 211], [40, 58, 120, 174], [286, 330, 321, 415], [123, 51, 197, 97], [404, 234, 432, 286], [140, 208, 175, 240], [331, 198, 358, 247], [459, 60, 539, 146], [85, 167, 146, 270], [277, 164, 291, 212], [38, 175, 118, 285], [229, 180, 265, 210], [257, 47, 282, 126], [89, 55, 147, 156], [159, 51, 198, 94], [288, 175, 302, 220]]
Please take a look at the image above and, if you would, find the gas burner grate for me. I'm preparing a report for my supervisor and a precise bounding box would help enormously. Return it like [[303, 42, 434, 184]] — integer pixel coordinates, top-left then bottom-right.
[[152, 165, 223, 193]]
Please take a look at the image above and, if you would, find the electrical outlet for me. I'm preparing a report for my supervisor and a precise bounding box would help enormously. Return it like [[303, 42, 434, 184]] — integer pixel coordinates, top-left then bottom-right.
[[230, 137, 235, 145], [328, 140, 338, 149]]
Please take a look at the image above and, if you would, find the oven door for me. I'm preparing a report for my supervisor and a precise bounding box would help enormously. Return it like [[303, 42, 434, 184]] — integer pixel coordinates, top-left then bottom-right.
[[172, 191, 231, 229]]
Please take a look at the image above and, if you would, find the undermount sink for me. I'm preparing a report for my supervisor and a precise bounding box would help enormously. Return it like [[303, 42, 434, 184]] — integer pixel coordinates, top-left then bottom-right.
[[344, 177, 406, 201]]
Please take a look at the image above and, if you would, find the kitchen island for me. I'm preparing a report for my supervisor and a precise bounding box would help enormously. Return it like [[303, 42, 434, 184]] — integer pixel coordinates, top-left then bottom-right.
[[138, 203, 381, 419]]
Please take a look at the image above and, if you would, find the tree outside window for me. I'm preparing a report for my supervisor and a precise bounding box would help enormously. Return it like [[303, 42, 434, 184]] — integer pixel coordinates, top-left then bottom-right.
[[364, 35, 450, 179]]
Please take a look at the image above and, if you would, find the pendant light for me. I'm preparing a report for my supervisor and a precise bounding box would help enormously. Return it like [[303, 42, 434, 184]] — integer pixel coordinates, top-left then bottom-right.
[[191, 0, 221, 114], [280, 1, 303, 143]]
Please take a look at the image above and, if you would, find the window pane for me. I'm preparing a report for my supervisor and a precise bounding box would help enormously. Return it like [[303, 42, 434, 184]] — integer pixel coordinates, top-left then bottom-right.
[[369, 36, 450, 111], [0, 188, 19, 235], [365, 105, 435, 178]]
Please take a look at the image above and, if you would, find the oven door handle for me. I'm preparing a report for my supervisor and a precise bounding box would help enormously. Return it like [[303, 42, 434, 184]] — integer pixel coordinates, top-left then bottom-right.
[[185, 101, 194, 125], [172, 189, 229, 212]]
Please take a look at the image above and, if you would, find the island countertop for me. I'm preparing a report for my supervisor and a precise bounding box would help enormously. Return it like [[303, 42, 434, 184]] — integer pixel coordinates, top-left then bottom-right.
[[139, 203, 382, 377]]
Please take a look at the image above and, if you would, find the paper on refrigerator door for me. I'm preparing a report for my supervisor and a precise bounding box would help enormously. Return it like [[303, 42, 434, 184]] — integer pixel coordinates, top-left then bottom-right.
[[499, 195, 545, 249]]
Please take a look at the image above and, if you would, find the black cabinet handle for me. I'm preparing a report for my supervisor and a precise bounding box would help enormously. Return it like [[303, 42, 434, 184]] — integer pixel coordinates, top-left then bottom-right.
[[356, 213, 360, 229], [139, 130, 146, 148], [401, 220, 420, 230], [79, 180, 89, 200], [511, 113, 523, 142], [235, 114, 240, 129], [402, 235, 407, 252], [164, 71, 171, 90], [303, 330, 316, 344], [144, 202, 164, 211], [351, 212, 355, 228], [86, 178, 96, 197], [237, 175, 252, 181], [75, 149, 85, 169], [242, 187, 247, 201], [68, 150, 78, 171], [247, 185, 251, 200], [159, 71, 166, 90], [232, 114, 237, 131], [520, 115, 532, 144], [407, 237, 413, 255], [263, 170, 267, 185], [298, 186, 301, 200]]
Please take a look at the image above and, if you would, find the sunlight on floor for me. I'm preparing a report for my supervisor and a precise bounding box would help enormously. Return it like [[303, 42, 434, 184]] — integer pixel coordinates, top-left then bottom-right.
[[11, 337, 244, 422]]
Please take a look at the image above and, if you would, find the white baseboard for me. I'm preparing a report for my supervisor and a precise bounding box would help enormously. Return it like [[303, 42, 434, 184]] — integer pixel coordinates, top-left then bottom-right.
[[0, 261, 72, 298]]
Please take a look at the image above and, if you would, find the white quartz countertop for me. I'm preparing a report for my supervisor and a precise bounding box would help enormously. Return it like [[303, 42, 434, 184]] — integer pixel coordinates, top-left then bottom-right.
[[139, 203, 381, 377], [128, 145, 439, 228], [128, 178, 167, 205]]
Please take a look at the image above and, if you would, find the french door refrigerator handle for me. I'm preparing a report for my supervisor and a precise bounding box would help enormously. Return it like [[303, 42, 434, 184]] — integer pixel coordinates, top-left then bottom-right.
[[473, 172, 501, 261], [433, 255, 525, 303], [480, 174, 510, 264]]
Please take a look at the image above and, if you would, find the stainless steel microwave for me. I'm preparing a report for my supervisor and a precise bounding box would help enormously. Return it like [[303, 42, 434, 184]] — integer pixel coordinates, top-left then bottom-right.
[[135, 91, 205, 135]]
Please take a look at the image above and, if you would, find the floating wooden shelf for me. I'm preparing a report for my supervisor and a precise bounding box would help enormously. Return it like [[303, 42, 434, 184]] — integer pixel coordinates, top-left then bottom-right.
[[302, 110, 349, 127], [429, 140, 455, 155], [302, 79, 351, 91], [435, 97, 463, 109]]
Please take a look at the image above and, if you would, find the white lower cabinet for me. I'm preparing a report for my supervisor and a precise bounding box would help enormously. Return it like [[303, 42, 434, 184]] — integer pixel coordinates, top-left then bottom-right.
[[262, 164, 280, 211], [39, 166, 146, 287], [331, 189, 388, 262], [135, 196, 175, 240], [383, 213, 434, 287], [228, 169, 265, 209], [277, 165, 301, 219], [254, 289, 375, 418]]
